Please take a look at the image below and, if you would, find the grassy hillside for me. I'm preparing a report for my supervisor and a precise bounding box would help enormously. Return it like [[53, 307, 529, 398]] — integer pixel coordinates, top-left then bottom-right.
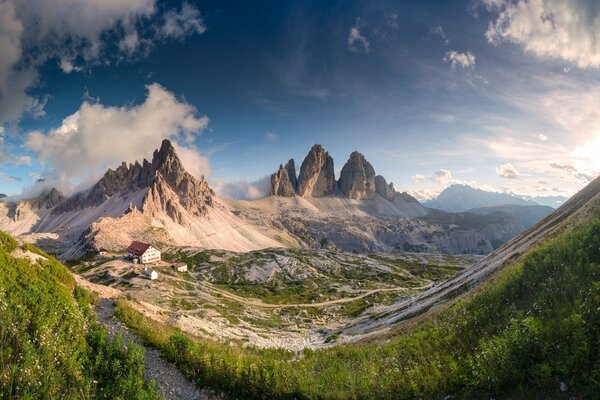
[[116, 209, 600, 399], [0, 231, 160, 399]]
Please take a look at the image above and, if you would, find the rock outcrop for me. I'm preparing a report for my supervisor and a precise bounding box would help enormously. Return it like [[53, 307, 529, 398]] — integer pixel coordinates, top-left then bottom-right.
[[338, 151, 376, 199], [296, 145, 337, 197], [285, 159, 298, 189], [270, 145, 418, 205], [55, 139, 214, 219], [375, 175, 396, 201], [271, 164, 296, 197], [38, 188, 65, 208]]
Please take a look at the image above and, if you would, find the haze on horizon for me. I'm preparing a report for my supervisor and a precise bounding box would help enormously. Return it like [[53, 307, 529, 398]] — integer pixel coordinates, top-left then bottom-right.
[[1, 0, 599, 203]]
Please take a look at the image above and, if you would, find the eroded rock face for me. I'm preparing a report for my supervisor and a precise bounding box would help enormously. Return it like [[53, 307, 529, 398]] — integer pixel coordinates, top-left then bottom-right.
[[38, 188, 65, 209], [296, 144, 337, 197], [338, 152, 376, 199], [271, 164, 296, 197], [54, 139, 214, 220], [374, 175, 396, 201], [286, 159, 298, 189]]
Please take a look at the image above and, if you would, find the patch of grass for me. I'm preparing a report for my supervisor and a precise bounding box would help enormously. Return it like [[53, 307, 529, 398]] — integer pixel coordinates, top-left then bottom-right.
[[0, 230, 160, 399]]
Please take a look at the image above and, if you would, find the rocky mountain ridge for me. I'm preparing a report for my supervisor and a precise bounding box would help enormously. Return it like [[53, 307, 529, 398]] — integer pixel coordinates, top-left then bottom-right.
[[270, 144, 418, 204], [0, 140, 284, 258]]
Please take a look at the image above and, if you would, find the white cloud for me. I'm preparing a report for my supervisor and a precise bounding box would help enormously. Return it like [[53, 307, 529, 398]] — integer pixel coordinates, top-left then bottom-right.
[[59, 57, 82, 74], [0, 0, 207, 125], [411, 174, 426, 183], [432, 169, 452, 185], [119, 29, 141, 54], [486, 0, 600, 68], [264, 131, 279, 142], [409, 188, 440, 201], [538, 133, 548, 141], [159, 2, 206, 40], [347, 21, 370, 53], [212, 175, 271, 200], [496, 163, 520, 179], [444, 50, 476, 69], [24, 83, 210, 186], [481, 0, 507, 10], [0, 1, 38, 123]]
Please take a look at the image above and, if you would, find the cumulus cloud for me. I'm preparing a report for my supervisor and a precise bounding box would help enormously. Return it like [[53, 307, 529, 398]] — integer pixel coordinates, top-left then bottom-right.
[[0, 0, 207, 125], [212, 175, 271, 200], [538, 133, 548, 142], [432, 169, 453, 185], [24, 83, 210, 187], [264, 131, 279, 142], [444, 50, 476, 69], [411, 174, 426, 183], [486, 0, 600, 68], [347, 20, 370, 53], [496, 163, 521, 179], [159, 2, 206, 40]]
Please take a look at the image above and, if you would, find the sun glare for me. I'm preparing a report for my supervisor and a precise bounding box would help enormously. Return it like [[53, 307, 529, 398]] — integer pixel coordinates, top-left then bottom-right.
[[574, 135, 600, 170]]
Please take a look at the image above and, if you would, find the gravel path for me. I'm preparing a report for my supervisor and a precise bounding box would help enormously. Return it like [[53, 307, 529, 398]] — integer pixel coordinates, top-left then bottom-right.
[[96, 298, 216, 400]]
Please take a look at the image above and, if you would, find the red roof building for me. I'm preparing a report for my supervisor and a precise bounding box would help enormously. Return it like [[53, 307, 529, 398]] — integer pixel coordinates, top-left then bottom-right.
[[127, 241, 161, 264]]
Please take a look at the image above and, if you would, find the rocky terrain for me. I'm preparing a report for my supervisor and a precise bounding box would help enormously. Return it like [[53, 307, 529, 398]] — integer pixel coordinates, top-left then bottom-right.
[[231, 144, 551, 255], [230, 195, 537, 254], [0, 140, 287, 258], [73, 247, 477, 349], [0, 141, 556, 259]]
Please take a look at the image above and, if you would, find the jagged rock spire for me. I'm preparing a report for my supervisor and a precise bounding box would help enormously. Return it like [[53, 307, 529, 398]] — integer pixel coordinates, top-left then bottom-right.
[[296, 144, 337, 197], [338, 151, 376, 199]]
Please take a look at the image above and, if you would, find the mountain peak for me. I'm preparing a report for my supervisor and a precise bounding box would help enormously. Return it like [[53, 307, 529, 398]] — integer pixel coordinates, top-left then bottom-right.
[[296, 144, 337, 197], [338, 151, 376, 199], [152, 139, 183, 172], [55, 139, 214, 215]]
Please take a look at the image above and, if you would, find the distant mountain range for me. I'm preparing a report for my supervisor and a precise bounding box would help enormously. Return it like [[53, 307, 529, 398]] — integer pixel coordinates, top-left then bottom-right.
[[424, 184, 567, 212]]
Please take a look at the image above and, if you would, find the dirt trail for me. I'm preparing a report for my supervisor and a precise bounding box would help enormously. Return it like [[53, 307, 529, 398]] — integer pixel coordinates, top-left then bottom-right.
[[148, 269, 434, 309], [205, 281, 434, 308], [96, 298, 217, 400]]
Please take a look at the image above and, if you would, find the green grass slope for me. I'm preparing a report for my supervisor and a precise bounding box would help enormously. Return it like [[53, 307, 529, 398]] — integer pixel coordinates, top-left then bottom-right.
[[117, 207, 600, 399], [0, 230, 160, 399]]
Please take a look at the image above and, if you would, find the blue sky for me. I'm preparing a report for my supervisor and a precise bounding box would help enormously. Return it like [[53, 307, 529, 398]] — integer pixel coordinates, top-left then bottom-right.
[[1, 0, 600, 201]]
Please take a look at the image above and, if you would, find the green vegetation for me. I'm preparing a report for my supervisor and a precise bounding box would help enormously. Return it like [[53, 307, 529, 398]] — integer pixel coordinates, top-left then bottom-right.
[[117, 212, 600, 399], [0, 231, 160, 399]]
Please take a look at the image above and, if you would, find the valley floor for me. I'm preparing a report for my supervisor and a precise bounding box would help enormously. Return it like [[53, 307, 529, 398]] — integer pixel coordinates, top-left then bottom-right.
[[71, 248, 477, 350]]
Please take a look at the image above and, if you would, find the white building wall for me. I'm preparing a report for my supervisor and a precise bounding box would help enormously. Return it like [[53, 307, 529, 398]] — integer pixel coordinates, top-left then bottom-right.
[[141, 246, 161, 264]]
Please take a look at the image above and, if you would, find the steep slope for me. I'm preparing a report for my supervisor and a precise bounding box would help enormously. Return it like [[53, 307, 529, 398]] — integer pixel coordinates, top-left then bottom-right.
[[0, 140, 288, 258], [340, 174, 600, 339], [0, 188, 65, 235], [425, 183, 537, 212]]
